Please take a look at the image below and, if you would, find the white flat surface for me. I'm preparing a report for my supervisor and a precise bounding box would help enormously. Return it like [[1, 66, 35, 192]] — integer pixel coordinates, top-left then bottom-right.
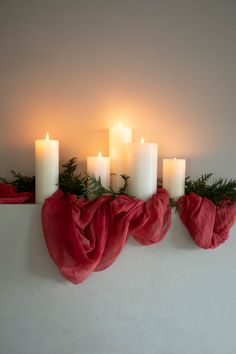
[[0, 205, 236, 354]]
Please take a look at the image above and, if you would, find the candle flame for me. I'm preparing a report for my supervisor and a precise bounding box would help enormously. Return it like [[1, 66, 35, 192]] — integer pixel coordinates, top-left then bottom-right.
[[118, 122, 122, 128], [45, 132, 49, 140], [173, 157, 176, 160], [98, 152, 102, 158], [140, 137, 144, 144]]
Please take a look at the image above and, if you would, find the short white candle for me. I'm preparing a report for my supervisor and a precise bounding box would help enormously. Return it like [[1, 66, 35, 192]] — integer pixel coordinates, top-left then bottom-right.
[[35, 133, 59, 204], [127, 138, 158, 200], [162, 158, 186, 199], [87, 152, 111, 189], [109, 122, 132, 191]]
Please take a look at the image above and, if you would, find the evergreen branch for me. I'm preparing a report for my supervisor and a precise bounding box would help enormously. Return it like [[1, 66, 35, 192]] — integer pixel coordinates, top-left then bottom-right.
[[0, 177, 8, 183], [87, 173, 131, 199], [10, 171, 35, 192], [87, 174, 114, 198], [0, 157, 131, 200], [61, 157, 78, 176], [58, 158, 131, 199], [1, 159, 235, 206], [59, 157, 87, 198], [0, 170, 35, 192], [185, 174, 236, 204]]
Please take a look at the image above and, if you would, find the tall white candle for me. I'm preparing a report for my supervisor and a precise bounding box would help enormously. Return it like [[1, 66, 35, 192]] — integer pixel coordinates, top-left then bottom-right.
[[35, 133, 59, 204], [162, 158, 186, 199], [127, 138, 158, 200], [109, 123, 132, 191], [87, 152, 110, 189]]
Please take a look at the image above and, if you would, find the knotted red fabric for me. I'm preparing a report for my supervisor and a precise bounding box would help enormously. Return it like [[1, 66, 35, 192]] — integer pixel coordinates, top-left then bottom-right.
[[178, 192, 236, 249], [0, 183, 34, 204], [42, 188, 171, 284]]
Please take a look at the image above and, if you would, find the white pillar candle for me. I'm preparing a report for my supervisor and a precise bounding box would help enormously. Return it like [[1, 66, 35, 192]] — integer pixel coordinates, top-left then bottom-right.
[[87, 152, 111, 189], [162, 158, 186, 199], [109, 123, 132, 191], [127, 138, 158, 200], [35, 133, 59, 204]]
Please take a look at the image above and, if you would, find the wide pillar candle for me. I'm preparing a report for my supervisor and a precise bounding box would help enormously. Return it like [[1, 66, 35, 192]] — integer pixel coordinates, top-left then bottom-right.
[[87, 152, 110, 189], [35, 133, 59, 204], [162, 158, 186, 199], [127, 139, 158, 200], [109, 123, 132, 191]]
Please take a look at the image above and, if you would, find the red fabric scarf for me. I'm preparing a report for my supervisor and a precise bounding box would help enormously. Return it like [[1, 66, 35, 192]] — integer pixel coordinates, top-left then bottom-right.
[[178, 192, 236, 249], [0, 183, 34, 204], [42, 189, 171, 284]]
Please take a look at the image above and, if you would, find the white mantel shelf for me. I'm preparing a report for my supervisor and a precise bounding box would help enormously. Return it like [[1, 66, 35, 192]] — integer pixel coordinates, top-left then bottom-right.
[[0, 205, 236, 354]]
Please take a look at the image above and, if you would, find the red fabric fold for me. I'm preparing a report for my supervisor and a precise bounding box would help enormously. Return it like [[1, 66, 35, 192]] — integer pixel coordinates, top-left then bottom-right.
[[178, 193, 236, 249], [129, 189, 171, 246], [94, 194, 142, 272], [41, 190, 111, 284], [0, 183, 34, 204], [42, 188, 171, 284]]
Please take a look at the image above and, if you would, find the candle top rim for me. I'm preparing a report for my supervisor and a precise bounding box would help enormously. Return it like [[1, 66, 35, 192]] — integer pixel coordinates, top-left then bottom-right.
[[87, 155, 110, 158], [163, 157, 186, 160], [110, 125, 132, 129], [127, 141, 158, 145], [35, 139, 59, 142], [163, 158, 186, 161]]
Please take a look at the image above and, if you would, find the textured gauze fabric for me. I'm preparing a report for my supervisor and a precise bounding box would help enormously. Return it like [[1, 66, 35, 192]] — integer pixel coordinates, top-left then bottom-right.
[[41, 188, 171, 284], [178, 192, 236, 249], [0, 183, 34, 204]]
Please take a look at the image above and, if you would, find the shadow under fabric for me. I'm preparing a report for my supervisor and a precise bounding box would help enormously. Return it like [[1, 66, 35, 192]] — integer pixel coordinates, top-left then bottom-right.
[[41, 189, 171, 284]]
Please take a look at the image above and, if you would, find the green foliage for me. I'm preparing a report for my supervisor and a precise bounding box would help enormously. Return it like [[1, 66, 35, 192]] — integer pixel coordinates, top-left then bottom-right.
[[87, 173, 130, 199], [59, 157, 130, 199], [0, 170, 35, 192], [0, 157, 130, 199], [0, 177, 7, 184], [1, 160, 235, 206], [86, 174, 114, 198], [59, 157, 87, 198], [185, 173, 236, 204]]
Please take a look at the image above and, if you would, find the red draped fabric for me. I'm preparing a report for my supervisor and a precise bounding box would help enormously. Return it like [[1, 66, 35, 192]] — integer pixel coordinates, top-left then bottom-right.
[[41, 188, 171, 284], [0, 183, 34, 204], [178, 192, 236, 249]]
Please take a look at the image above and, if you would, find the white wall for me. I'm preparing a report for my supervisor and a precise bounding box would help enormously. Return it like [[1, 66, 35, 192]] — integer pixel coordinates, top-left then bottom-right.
[[0, 206, 236, 354], [0, 1, 236, 353], [0, 0, 235, 179]]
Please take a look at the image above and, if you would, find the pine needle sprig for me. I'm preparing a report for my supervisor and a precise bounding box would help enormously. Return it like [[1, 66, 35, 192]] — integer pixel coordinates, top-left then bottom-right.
[[86, 174, 130, 199], [10, 171, 35, 192], [58, 158, 131, 199], [59, 157, 87, 198], [87, 174, 114, 198], [0, 157, 131, 200], [0, 176, 8, 183], [185, 173, 212, 197], [0, 170, 35, 192], [185, 173, 236, 204]]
